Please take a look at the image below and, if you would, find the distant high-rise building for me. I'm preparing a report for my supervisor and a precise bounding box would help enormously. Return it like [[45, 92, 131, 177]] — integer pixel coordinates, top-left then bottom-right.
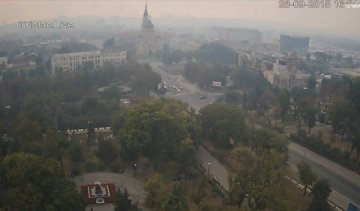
[[279, 35, 309, 56]]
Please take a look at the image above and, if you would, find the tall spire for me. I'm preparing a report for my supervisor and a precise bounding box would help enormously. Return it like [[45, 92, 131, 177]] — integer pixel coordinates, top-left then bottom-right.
[[144, 0, 148, 16], [142, 0, 154, 33]]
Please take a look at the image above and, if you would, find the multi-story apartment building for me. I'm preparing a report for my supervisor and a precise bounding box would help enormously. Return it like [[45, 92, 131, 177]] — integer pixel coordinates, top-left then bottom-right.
[[51, 49, 126, 73]]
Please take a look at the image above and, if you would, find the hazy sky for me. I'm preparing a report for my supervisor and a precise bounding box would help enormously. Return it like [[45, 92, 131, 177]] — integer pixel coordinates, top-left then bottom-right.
[[1, 0, 359, 37]]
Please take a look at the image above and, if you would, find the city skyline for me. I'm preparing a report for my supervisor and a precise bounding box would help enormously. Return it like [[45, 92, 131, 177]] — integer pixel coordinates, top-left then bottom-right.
[[0, 0, 359, 39]]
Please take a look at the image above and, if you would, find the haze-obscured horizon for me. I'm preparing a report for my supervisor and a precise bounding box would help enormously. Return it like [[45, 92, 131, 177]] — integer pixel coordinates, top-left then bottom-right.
[[0, 0, 359, 40]]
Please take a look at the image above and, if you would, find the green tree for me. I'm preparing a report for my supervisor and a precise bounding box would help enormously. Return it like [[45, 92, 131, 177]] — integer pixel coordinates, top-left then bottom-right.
[[347, 78, 360, 113], [297, 161, 317, 196], [69, 141, 84, 164], [224, 91, 241, 105], [0, 153, 86, 210], [144, 173, 168, 209], [304, 106, 317, 134], [158, 181, 189, 211], [114, 188, 133, 211], [260, 90, 276, 111], [293, 96, 315, 129], [98, 139, 121, 164], [231, 68, 270, 92], [308, 179, 332, 211], [130, 68, 161, 95], [278, 89, 291, 120], [199, 103, 246, 148], [250, 129, 288, 154], [307, 75, 317, 90], [118, 99, 198, 168], [195, 42, 237, 65], [229, 147, 290, 210], [197, 197, 220, 211], [329, 99, 356, 140], [183, 62, 228, 89]]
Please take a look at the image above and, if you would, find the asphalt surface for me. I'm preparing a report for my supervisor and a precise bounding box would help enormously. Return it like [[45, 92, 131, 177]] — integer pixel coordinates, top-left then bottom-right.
[[288, 142, 360, 208], [197, 145, 230, 190], [149, 62, 360, 210]]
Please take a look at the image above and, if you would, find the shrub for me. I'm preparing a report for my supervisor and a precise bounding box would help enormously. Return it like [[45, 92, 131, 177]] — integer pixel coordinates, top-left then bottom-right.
[[110, 159, 125, 173], [71, 165, 81, 176], [85, 161, 98, 172], [297, 129, 307, 138]]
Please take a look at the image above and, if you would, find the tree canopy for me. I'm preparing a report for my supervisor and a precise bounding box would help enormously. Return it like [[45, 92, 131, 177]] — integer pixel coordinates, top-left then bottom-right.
[[307, 179, 332, 211], [198, 103, 246, 148], [297, 161, 317, 196], [195, 42, 237, 65], [116, 99, 199, 168], [0, 153, 86, 210]]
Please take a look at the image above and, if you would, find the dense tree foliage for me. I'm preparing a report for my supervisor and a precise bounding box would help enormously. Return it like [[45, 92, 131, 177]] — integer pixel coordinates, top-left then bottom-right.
[[307, 179, 332, 211], [231, 68, 270, 92], [249, 129, 288, 154], [198, 103, 246, 148], [183, 62, 229, 88], [195, 42, 237, 65], [0, 153, 86, 210], [130, 66, 161, 94], [327, 78, 360, 158], [97, 139, 121, 164], [0, 63, 160, 155], [329, 99, 356, 139], [114, 188, 138, 211], [228, 146, 294, 210], [116, 99, 199, 169], [144, 173, 188, 211], [297, 161, 317, 196]]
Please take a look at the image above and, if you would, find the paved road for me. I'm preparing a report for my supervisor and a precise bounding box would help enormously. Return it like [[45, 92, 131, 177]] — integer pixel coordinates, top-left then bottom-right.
[[197, 146, 230, 190], [149, 62, 360, 210], [151, 62, 222, 112], [288, 142, 360, 208]]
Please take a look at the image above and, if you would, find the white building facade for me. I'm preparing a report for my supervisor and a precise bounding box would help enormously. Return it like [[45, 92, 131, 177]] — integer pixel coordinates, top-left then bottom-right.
[[0, 57, 8, 67], [51, 50, 126, 73]]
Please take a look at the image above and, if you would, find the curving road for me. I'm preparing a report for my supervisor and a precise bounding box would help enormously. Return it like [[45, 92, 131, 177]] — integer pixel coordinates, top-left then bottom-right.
[[149, 61, 360, 210]]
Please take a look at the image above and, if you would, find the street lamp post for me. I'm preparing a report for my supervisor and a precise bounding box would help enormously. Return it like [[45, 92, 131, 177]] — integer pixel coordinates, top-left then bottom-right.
[[133, 163, 137, 176], [207, 162, 211, 176]]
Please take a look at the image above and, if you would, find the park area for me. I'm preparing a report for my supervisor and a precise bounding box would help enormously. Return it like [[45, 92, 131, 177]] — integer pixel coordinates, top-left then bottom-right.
[[72, 171, 148, 211]]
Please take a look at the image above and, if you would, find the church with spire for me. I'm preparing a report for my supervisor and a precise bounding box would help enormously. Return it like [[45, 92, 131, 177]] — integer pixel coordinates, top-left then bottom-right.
[[115, 1, 172, 59], [135, 1, 165, 58], [141, 3, 155, 33]]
